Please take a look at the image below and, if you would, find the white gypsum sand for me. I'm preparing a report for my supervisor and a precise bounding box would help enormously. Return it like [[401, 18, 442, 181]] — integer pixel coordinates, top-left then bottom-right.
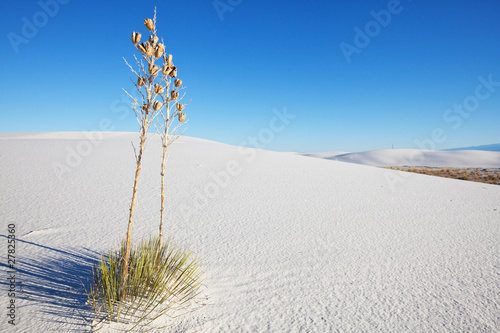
[[0, 132, 499, 332]]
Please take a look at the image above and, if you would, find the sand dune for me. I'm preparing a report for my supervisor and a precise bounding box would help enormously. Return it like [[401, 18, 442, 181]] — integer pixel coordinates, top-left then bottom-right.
[[1, 132, 499, 332], [302, 149, 500, 168]]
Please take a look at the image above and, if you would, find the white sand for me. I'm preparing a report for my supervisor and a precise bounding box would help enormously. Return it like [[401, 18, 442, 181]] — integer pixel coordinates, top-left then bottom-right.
[[302, 149, 500, 168], [1, 132, 499, 332]]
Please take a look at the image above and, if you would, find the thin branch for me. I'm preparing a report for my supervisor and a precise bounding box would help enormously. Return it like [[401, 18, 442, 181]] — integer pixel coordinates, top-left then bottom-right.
[[123, 57, 140, 77]]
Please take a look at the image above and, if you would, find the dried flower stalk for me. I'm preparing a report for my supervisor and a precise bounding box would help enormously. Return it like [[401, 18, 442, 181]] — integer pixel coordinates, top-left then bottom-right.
[[155, 52, 189, 247], [122, 8, 190, 288], [122, 8, 164, 289]]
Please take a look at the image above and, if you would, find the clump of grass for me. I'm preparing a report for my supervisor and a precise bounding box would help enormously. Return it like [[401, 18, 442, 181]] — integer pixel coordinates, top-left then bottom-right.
[[86, 236, 203, 330]]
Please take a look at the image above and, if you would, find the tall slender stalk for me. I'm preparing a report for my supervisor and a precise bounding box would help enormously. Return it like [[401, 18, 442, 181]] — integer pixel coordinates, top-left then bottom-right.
[[157, 72, 187, 247], [122, 8, 174, 290], [159, 143, 167, 241], [123, 127, 147, 288]]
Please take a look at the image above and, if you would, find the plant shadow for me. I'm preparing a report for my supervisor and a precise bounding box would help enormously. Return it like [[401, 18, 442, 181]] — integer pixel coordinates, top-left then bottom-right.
[[0, 235, 100, 332]]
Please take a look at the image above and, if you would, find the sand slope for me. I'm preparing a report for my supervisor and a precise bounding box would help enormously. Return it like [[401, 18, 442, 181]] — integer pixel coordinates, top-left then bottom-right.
[[1, 132, 499, 332]]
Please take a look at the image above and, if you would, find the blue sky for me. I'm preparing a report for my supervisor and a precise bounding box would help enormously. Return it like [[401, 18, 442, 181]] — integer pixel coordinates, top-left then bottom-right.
[[1, 0, 499, 152]]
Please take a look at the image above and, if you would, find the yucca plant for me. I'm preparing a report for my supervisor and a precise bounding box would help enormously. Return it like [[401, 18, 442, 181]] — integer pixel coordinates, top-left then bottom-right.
[[87, 236, 203, 330], [86, 9, 203, 330], [122, 8, 187, 286]]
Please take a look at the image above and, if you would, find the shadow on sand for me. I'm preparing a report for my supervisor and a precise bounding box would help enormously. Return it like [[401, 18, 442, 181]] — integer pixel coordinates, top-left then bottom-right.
[[0, 235, 100, 332]]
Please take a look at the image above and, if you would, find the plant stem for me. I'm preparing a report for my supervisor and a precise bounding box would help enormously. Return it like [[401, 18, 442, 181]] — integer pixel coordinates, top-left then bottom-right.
[[158, 90, 171, 247], [159, 142, 167, 246], [122, 127, 147, 294]]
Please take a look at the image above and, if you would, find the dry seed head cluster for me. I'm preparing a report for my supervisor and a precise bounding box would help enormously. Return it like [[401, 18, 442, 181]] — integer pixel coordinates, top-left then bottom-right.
[[131, 15, 188, 122]]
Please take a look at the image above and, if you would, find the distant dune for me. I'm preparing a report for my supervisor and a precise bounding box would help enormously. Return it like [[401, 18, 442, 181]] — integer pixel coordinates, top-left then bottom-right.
[[301, 149, 500, 168], [443, 143, 500, 152]]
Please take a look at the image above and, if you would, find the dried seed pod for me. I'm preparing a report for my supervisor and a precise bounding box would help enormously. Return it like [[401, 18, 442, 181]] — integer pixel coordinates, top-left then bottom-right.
[[166, 54, 173, 64], [137, 42, 147, 53], [149, 35, 158, 46], [178, 112, 186, 122], [148, 64, 159, 76], [162, 65, 172, 76], [154, 43, 165, 58], [176, 103, 185, 111], [142, 104, 149, 112], [137, 76, 146, 86], [153, 101, 163, 111], [154, 47, 163, 58], [154, 84, 164, 94], [144, 43, 153, 57], [169, 66, 177, 78], [144, 18, 154, 31], [174, 79, 182, 88], [170, 90, 178, 100], [131, 32, 141, 44]]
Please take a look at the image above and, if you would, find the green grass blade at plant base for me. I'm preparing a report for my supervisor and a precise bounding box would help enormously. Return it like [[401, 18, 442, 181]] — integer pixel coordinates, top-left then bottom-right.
[[87, 235, 203, 330]]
